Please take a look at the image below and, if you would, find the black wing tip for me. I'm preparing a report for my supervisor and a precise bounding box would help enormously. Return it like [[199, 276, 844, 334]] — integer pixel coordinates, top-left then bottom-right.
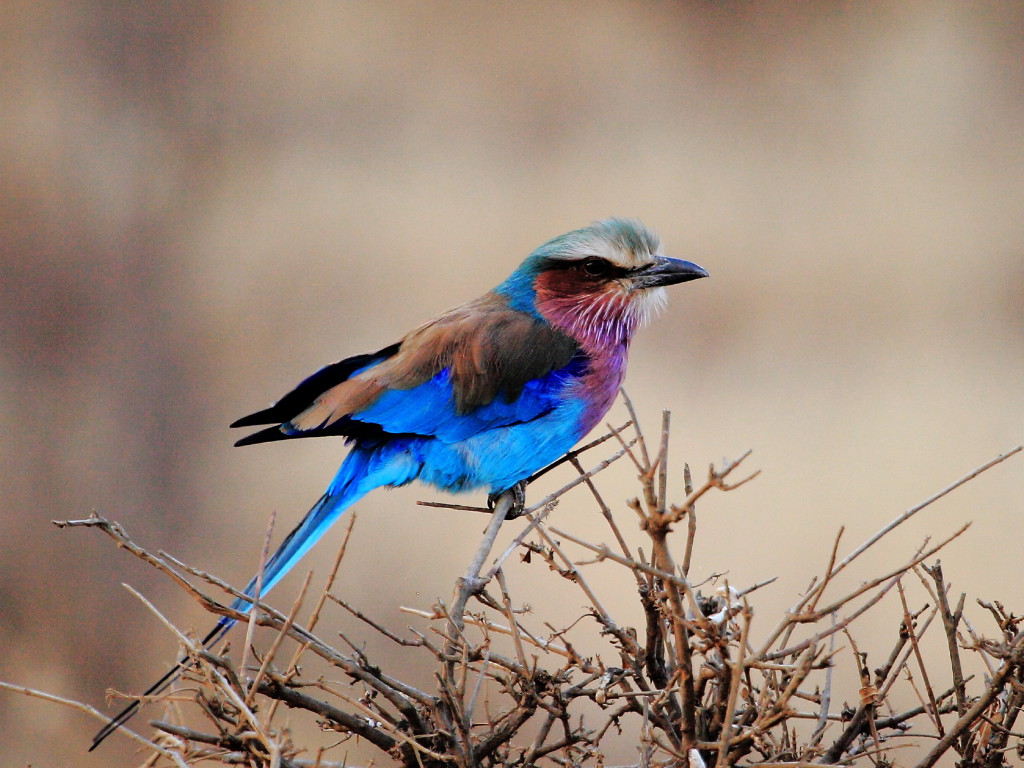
[[230, 408, 277, 429], [229, 342, 402, 432]]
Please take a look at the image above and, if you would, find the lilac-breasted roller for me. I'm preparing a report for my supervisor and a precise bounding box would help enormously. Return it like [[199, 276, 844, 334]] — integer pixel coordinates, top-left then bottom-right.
[[91, 218, 707, 748]]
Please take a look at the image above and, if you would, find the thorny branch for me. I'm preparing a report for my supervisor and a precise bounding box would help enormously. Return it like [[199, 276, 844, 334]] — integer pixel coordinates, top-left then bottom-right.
[[12, 407, 1019, 768]]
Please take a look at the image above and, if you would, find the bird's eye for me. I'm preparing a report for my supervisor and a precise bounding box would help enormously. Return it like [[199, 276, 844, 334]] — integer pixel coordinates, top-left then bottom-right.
[[581, 258, 609, 277]]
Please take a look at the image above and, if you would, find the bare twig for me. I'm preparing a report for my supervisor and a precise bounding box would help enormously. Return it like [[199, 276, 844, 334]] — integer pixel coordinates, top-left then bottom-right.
[[0, 681, 188, 767], [240, 510, 276, 691], [831, 446, 1021, 579], [245, 569, 312, 708], [715, 601, 751, 768], [923, 561, 968, 719], [916, 631, 1024, 768], [896, 579, 943, 736]]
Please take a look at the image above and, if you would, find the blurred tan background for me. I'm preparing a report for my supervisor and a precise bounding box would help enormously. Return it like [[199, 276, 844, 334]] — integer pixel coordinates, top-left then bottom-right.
[[2, 2, 1022, 765]]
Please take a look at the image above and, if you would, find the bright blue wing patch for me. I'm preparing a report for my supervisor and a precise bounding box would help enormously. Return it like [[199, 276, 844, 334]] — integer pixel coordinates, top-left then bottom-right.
[[351, 357, 585, 443]]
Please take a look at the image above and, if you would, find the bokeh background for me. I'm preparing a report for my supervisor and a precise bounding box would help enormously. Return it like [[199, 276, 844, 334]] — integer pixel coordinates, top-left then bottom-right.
[[2, 2, 1022, 765]]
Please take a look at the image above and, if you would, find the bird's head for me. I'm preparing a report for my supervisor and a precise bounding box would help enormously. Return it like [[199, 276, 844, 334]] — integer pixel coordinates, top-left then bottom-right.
[[497, 218, 708, 346]]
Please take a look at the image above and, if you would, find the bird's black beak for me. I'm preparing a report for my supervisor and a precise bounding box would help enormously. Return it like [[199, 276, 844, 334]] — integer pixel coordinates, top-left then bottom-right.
[[631, 256, 709, 289]]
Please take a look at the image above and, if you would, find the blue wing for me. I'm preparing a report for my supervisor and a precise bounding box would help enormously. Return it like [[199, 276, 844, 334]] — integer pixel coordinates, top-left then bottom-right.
[[232, 293, 582, 448], [346, 356, 585, 443]]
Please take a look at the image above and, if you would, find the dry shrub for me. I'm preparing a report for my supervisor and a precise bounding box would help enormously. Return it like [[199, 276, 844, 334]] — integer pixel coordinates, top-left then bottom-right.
[[10, 398, 1024, 768]]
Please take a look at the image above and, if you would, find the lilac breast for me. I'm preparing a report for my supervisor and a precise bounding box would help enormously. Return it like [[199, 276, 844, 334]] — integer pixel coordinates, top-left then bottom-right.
[[570, 344, 628, 436]]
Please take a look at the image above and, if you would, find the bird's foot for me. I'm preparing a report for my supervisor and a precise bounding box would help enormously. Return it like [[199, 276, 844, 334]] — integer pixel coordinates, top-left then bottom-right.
[[488, 481, 527, 519]]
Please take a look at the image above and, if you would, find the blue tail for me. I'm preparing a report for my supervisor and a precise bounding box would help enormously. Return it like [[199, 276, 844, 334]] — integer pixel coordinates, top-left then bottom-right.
[[90, 445, 418, 750], [225, 444, 418, 618], [230, 491, 341, 609]]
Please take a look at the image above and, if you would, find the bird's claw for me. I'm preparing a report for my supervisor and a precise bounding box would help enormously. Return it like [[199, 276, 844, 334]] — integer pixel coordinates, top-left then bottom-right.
[[488, 481, 527, 519]]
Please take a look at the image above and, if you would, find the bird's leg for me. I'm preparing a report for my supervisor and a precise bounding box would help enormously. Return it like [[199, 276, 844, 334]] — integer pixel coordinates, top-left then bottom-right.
[[488, 481, 527, 519]]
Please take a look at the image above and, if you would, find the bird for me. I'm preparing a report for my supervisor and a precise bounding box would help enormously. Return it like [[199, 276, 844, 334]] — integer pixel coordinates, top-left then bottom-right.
[[90, 218, 707, 749]]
